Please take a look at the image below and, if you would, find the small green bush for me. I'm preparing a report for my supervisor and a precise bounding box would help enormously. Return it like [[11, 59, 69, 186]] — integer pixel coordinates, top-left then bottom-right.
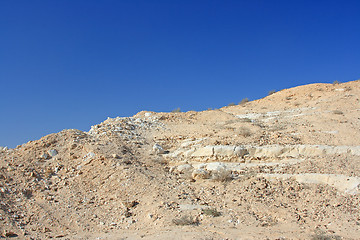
[[171, 108, 181, 113]]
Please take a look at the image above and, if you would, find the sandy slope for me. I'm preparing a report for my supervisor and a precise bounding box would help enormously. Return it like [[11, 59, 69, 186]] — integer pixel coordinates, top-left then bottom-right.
[[0, 80, 359, 239]]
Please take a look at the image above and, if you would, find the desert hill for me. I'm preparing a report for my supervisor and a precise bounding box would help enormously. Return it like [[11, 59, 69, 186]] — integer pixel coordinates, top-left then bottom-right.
[[0, 80, 359, 239]]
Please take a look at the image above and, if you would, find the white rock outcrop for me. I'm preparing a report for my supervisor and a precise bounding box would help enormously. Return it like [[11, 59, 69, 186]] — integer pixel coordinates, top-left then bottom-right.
[[258, 173, 360, 195], [168, 144, 360, 160]]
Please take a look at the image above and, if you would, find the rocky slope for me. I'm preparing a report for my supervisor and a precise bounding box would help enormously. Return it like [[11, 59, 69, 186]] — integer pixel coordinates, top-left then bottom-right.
[[0, 80, 359, 239]]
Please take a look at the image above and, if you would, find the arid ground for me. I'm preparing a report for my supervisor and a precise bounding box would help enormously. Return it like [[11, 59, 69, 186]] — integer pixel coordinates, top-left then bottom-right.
[[1, 80, 360, 239]]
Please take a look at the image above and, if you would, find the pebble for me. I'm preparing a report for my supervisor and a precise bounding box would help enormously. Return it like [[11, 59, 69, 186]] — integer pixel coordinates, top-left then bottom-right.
[[0, 146, 8, 152], [7, 166, 14, 172], [83, 152, 96, 161], [153, 144, 165, 154], [40, 153, 50, 160]]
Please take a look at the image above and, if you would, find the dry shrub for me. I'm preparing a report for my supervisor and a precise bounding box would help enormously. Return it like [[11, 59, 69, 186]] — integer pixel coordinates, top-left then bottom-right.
[[239, 127, 252, 137], [268, 90, 276, 95], [332, 110, 343, 115], [311, 230, 341, 240], [238, 98, 249, 105], [239, 118, 252, 123], [202, 208, 221, 217], [172, 215, 198, 226]]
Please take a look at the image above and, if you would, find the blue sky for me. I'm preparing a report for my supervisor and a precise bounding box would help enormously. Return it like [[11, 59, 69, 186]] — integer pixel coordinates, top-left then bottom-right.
[[1, 0, 360, 148]]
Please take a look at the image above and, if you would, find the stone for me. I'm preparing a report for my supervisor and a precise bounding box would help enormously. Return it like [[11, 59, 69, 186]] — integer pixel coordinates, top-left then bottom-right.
[[176, 164, 193, 173], [191, 146, 214, 157], [83, 152, 96, 161], [3, 231, 17, 237], [153, 144, 165, 154], [234, 146, 248, 157], [252, 145, 286, 158], [192, 169, 210, 179], [48, 149, 58, 157], [205, 162, 227, 172], [213, 145, 235, 156], [40, 153, 50, 160], [145, 112, 152, 117]]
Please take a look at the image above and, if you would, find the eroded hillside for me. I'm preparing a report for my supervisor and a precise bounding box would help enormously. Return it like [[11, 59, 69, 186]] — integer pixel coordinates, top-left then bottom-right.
[[0, 80, 359, 239]]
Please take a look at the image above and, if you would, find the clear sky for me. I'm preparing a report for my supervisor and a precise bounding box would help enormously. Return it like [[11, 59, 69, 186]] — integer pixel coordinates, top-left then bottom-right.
[[1, 0, 360, 148]]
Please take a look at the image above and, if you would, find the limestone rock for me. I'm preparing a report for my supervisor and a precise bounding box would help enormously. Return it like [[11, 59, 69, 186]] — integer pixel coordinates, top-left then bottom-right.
[[192, 169, 210, 179], [153, 144, 165, 154], [234, 146, 248, 157], [191, 146, 214, 157], [213, 145, 235, 156], [40, 153, 50, 160], [176, 164, 193, 174], [259, 173, 360, 195], [48, 149, 58, 157], [205, 162, 227, 172], [83, 152, 96, 161]]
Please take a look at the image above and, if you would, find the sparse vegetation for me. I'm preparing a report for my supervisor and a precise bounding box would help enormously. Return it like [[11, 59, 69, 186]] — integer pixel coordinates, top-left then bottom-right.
[[311, 230, 341, 240], [172, 215, 198, 226], [202, 208, 221, 217], [228, 102, 236, 106], [332, 110, 344, 115], [239, 127, 252, 137], [171, 108, 181, 113], [333, 80, 340, 85], [268, 90, 276, 95], [239, 118, 252, 123], [239, 98, 249, 105]]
